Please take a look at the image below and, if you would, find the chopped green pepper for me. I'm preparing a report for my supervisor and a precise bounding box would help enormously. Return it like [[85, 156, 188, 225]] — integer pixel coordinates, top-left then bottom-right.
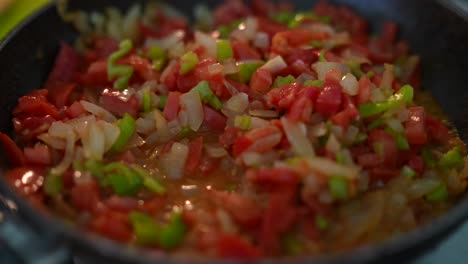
[[234, 115, 252, 130], [288, 12, 331, 29], [44, 173, 63, 197], [422, 148, 437, 169], [142, 90, 152, 113], [401, 165, 416, 178], [426, 183, 449, 202], [304, 79, 324, 88], [319, 49, 327, 62], [270, 12, 295, 24], [180, 51, 199, 75], [147, 45, 166, 61], [158, 95, 168, 109], [347, 61, 364, 78], [231, 61, 263, 84], [108, 39, 134, 90], [366, 71, 375, 78], [216, 39, 233, 61], [111, 113, 136, 152], [315, 215, 329, 230], [105, 162, 143, 196], [217, 19, 243, 38], [359, 85, 414, 118], [131, 165, 166, 195], [129, 212, 161, 244], [328, 176, 348, 200], [178, 126, 195, 138], [367, 119, 385, 130], [83, 160, 107, 184], [439, 147, 464, 170], [273, 75, 296, 88], [395, 134, 410, 150], [158, 211, 187, 249], [192, 80, 223, 110]]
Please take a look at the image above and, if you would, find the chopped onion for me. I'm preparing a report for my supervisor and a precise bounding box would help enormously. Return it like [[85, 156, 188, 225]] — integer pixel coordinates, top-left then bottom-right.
[[136, 114, 156, 134], [145, 30, 185, 50], [67, 115, 96, 138], [345, 125, 359, 143], [161, 142, 189, 180], [326, 134, 341, 154], [340, 73, 359, 96], [168, 42, 186, 58], [281, 117, 315, 157], [206, 145, 228, 158], [153, 110, 171, 143], [222, 60, 239, 75], [50, 123, 76, 175], [386, 119, 405, 134], [208, 63, 224, 76], [125, 134, 146, 149], [180, 91, 204, 131], [341, 48, 371, 65], [380, 64, 394, 89], [260, 55, 287, 74], [297, 73, 316, 84], [178, 110, 188, 127], [81, 121, 105, 160], [232, 17, 258, 41], [249, 109, 279, 118], [370, 88, 386, 103], [80, 100, 117, 122], [398, 108, 410, 122], [195, 31, 217, 58], [224, 92, 249, 114], [241, 151, 278, 167], [38, 134, 66, 150], [305, 157, 359, 179], [254, 32, 269, 49], [250, 117, 270, 129], [160, 60, 177, 84], [312, 62, 349, 81], [97, 120, 120, 151], [168, 119, 182, 136], [406, 178, 441, 199], [310, 122, 328, 137]]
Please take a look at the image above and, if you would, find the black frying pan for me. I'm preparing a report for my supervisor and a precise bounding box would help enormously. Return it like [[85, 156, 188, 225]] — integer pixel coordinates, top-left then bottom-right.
[[1, 0, 468, 263]]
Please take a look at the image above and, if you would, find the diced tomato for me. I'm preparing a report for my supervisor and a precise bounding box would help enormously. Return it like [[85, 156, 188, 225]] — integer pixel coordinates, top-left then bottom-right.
[[81, 60, 111, 87], [408, 155, 424, 175], [24, 144, 51, 166], [141, 196, 167, 215], [404, 106, 427, 145], [219, 126, 241, 147], [252, 0, 274, 15], [90, 210, 132, 242], [247, 167, 299, 187], [199, 155, 220, 175], [0, 132, 25, 166], [101, 89, 139, 118], [13, 91, 60, 119], [66, 101, 87, 118], [284, 48, 318, 66], [214, 0, 250, 25], [242, 125, 282, 154], [93, 37, 119, 59], [217, 234, 261, 259], [212, 191, 262, 227], [272, 30, 329, 55], [203, 106, 227, 133], [163, 92, 181, 121], [357, 153, 383, 169], [267, 82, 303, 110], [426, 115, 450, 144], [369, 168, 399, 183], [331, 95, 359, 128], [13, 115, 55, 142], [368, 129, 398, 167], [115, 150, 136, 164], [154, 14, 189, 39], [185, 137, 204, 175], [47, 83, 77, 109], [45, 43, 81, 88], [177, 70, 199, 93], [71, 180, 100, 212], [232, 41, 262, 60], [256, 17, 288, 40], [104, 196, 140, 213], [287, 96, 313, 122], [119, 55, 158, 82], [233, 136, 253, 157], [162, 62, 181, 92], [250, 68, 273, 93], [315, 82, 342, 116], [357, 75, 372, 105]]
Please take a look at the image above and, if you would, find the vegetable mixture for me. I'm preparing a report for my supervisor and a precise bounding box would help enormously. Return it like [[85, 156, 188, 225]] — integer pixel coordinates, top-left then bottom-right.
[[1, 0, 467, 259]]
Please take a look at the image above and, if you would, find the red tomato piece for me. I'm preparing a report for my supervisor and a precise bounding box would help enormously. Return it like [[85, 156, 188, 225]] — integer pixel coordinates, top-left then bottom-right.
[[217, 234, 261, 259], [250, 68, 273, 93], [426, 115, 450, 144], [0, 132, 25, 166], [203, 106, 227, 133], [212, 191, 262, 227], [232, 41, 262, 60], [247, 167, 299, 187], [315, 82, 342, 116], [90, 210, 132, 242], [408, 155, 424, 175], [405, 106, 427, 145], [45, 43, 81, 88], [66, 101, 87, 118], [101, 89, 139, 118], [13, 91, 60, 119], [71, 180, 100, 212], [214, 0, 250, 25], [219, 126, 241, 147], [357, 75, 372, 105], [185, 137, 204, 175], [368, 129, 398, 167], [47, 83, 77, 109], [24, 144, 51, 166], [163, 92, 181, 121], [232, 136, 253, 157]]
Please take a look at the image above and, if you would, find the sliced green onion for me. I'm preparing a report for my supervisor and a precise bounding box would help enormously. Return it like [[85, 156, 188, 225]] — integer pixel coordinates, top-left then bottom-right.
[[401, 165, 416, 178], [359, 85, 414, 118], [44, 173, 63, 197], [216, 39, 233, 61], [131, 165, 166, 195], [315, 215, 329, 230], [328, 176, 348, 200], [273, 75, 296, 88], [439, 147, 464, 170], [234, 115, 252, 130], [180, 51, 199, 75], [129, 212, 161, 244], [158, 95, 168, 109], [422, 148, 437, 169], [319, 49, 327, 62], [304, 79, 324, 88], [192, 80, 223, 110], [142, 90, 152, 113], [108, 39, 134, 90], [111, 113, 136, 152], [232, 61, 263, 84], [426, 183, 449, 202], [158, 211, 187, 249]]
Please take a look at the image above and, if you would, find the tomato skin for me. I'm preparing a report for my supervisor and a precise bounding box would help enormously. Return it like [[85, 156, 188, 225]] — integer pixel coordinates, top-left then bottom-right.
[[163, 92, 181, 121], [250, 68, 273, 94], [426, 115, 450, 144], [45, 43, 81, 88], [232, 41, 262, 60], [405, 106, 427, 145], [287, 96, 312, 122], [101, 89, 139, 118], [24, 144, 51, 166], [357, 75, 372, 105], [315, 82, 342, 116], [119, 55, 158, 82], [203, 106, 227, 133], [66, 101, 87, 118], [212, 191, 262, 227], [185, 137, 204, 175], [247, 167, 299, 187], [217, 234, 261, 259], [13, 91, 60, 119], [214, 0, 250, 25], [71, 180, 100, 212], [0, 132, 25, 166], [90, 210, 132, 242], [408, 155, 424, 175], [331, 95, 359, 128], [233, 136, 253, 157]]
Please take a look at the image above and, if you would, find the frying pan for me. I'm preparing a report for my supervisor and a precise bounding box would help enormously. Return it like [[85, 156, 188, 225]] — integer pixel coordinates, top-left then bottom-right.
[[1, 0, 468, 263]]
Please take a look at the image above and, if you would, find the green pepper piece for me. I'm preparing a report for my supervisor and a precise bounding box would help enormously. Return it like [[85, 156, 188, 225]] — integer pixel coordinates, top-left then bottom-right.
[[44, 173, 63, 197], [131, 165, 166, 195], [180, 51, 199, 75], [217, 19, 244, 38], [111, 113, 136, 152], [105, 162, 143, 196], [108, 39, 134, 90], [129, 212, 161, 244], [303, 79, 324, 88], [328, 176, 348, 200], [422, 148, 437, 169], [147, 45, 166, 61], [273, 75, 296, 88], [234, 115, 252, 130], [319, 49, 327, 62], [142, 90, 152, 113], [347, 61, 364, 78], [359, 85, 414, 118], [395, 134, 410, 150], [401, 165, 416, 178], [367, 119, 385, 130], [288, 12, 331, 29], [270, 11, 295, 24], [231, 61, 263, 84], [315, 215, 329, 230], [192, 80, 223, 110], [158, 95, 168, 110], [426, 183, 449, 202], [216, 39, 233, 61], [158, 211, 187, 249], [439, 147, 464, 170]]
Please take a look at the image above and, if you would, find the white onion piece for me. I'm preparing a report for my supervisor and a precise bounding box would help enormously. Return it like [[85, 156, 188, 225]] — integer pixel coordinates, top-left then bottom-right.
[[406, 178, 441, 199], [160, 60, 177, 84], [281, 117, 315, 157], [326, 134, 341, 154], [145, 30, 185, 50], [153, 110, 172, 143], [386, 119, 405, 134], [180, 91, 204, 131], [249, 109, 279, 118], [223, 79, 239, 96], [125, 134, 146, 149], [371, 88, 386, 103], [50, 123, 76, 175], [223, 60, 239, 75], [380, 64, 394, 89], [345, 125, 359, 143], [97, 120, 120, 151], [88, 122, 106, 160], [38, 134, 66, 150], [80, 100, 117, 122], [224, 93, 249, 114], [67, 115, 96, 138], [340, 73, 359, 96], [206, 145, 228, 158], [312, 62, 348, 81], [168, 119, 182, 136], [208, 63, 224, 76], [168, 42, 186, 58], [398, 108, 410, 122], [250, 117, 270, 129], [260, 55, 287, 74], [136, 114, 156, 134], [341, 48, 371, 64], [254, 32, 269, 49], [195, 31, 217, 58], [310, 122, 328, 137], [305, 157, 359, 179], [162, 142, 189, 180], [178, 109, 189, 127], [244, 17, 258, 40]]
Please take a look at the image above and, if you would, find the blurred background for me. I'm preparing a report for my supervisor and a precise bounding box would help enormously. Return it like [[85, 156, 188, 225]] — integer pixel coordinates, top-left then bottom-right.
[[0, 0, 467, 263]]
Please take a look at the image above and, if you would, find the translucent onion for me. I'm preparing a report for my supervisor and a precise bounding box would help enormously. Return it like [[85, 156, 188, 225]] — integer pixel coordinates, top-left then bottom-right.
[[206, 145, 228, 158], [340, 73, 359, 96], [195, 31, 217, 58], [250, 117, 270, 129], [380, 64, 394, 89], [223, 60, 239, 75], [67, 115, 96, 138], [160, 60, 177, 84], [145, 30, 185, 50], [260, 55, 287, 74], [81, 121, 105, 160], [325, 134, 341, 154], [312, 62, 349, 81], [80, 100, 117, 122], [344, 125, 359, 143], [254, 32, 269, 49], [249, 109, 279, 118], [406, 178, 441, 199], [281, 117, 315, 157], [208, 63, 224, 76], [161, 142, 189, 180], [38, 134, 66, 150], [136, 114, 156, 134], [223, 92, 249, 114], [180, 91, 204, 131], [153, 110, 171, 143], [97, 120, 121, 151], [305, 157, 359, 179], [310, 122, 328, 137], [50, 123, 76, 176], [168, 119, 182, 136], [297, 73, 316, 84], [386, 119, 405, 134]]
